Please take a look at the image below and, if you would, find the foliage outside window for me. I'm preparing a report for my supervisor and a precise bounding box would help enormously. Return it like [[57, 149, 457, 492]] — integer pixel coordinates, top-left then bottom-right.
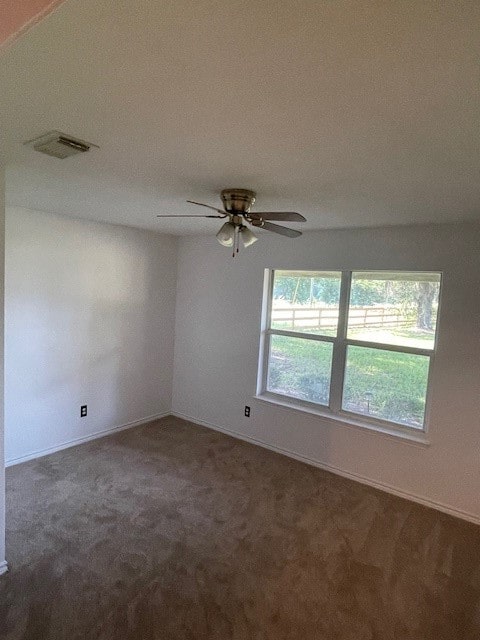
[[260, 270, 441, 431]]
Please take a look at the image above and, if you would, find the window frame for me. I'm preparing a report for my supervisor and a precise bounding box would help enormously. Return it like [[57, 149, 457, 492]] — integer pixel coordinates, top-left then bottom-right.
[[257, 269, 442, 439]]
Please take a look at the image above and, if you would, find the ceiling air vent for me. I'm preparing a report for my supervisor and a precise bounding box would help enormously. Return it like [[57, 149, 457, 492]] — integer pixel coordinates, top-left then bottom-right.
[[24, 131, 99, 159]]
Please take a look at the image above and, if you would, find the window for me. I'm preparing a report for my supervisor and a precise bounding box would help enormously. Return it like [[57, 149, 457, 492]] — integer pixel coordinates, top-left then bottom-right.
[[259, 270, 441, 433]]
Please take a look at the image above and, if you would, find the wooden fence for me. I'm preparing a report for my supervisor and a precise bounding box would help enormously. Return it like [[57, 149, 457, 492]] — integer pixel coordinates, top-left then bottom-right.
[[271, 306, 410, 331]]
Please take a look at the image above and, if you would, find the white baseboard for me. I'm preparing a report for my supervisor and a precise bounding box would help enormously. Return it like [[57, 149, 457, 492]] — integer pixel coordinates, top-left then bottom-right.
[[171, 411, 480, 527], [5, 412, 170, 467], [0, 561, 8, 576]]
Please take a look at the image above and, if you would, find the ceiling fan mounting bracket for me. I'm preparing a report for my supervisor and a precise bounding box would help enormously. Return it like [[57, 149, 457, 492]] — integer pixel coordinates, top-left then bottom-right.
[[221, 189, 256, 214]]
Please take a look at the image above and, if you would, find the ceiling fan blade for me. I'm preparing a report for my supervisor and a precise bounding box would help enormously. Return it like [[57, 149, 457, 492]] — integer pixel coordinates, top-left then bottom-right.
[[187, 200, 226, 214], [249, 212, 306, 222], [252, 221, 302, 238], [157, 214, 226, 218]]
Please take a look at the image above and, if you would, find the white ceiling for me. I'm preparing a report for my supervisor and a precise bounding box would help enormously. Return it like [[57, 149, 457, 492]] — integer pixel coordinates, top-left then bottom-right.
[[1, 0, 479, 235]]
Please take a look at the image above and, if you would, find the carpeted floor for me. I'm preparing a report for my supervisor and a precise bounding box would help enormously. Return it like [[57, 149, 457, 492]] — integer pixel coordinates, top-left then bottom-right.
[[0, 416, 479, 639]]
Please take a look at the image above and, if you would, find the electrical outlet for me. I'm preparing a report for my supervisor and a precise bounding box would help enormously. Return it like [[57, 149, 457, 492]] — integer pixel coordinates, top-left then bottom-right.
[[244, 405, 251, 417], [80, 405, 87, 417]]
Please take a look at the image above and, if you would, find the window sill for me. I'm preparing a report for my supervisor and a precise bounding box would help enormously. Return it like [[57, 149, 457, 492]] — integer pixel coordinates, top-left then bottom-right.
[[254, 393, 430, 447]]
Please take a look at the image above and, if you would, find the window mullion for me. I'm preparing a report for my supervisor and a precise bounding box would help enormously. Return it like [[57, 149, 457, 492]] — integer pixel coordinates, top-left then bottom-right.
[[344, 338, 433, 357], [267, 328, 336, 343], [329, 271, 351, 413]]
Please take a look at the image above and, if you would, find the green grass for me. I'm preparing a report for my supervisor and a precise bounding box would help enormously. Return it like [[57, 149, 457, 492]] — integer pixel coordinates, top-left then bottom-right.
[[267, 335, 429, 428]]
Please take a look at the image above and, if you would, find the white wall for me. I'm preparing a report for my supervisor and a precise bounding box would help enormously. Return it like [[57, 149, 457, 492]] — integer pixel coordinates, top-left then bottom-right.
[[5, 207, 177, 464], [5, 213, 480, 524], [172, 223, 480, 523], [0, 173, 6, 573]]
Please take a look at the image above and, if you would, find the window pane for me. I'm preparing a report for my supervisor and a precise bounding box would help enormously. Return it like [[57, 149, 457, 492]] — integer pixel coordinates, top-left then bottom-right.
[[347, 272, 441, 349], [271, 270, 341, 337], [342, 346, 430, 428], [267, 334, 333, 405]]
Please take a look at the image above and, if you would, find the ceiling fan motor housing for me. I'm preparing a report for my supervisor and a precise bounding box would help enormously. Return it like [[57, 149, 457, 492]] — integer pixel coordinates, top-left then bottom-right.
[[221, 189, 256, 214]]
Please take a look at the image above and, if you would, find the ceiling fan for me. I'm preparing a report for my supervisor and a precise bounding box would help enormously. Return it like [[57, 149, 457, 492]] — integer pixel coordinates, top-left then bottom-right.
[[156, 189, 306, 256]]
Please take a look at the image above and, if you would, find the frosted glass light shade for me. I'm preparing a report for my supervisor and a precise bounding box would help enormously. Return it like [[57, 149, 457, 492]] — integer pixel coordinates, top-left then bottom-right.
[[216, 222, 236, 247], [240, 226, 258, 247]]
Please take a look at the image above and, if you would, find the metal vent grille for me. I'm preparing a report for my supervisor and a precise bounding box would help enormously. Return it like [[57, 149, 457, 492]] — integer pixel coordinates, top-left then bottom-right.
[[24, 131, 98, 159]]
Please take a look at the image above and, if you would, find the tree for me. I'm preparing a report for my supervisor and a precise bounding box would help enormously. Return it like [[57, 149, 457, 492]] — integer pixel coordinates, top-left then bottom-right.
[[416, 282, 436, 330], [274, 276, 340, 305]]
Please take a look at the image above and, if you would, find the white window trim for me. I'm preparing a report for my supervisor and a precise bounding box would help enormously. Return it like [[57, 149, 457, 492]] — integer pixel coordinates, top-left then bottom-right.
[[256, 269, 441, 443]]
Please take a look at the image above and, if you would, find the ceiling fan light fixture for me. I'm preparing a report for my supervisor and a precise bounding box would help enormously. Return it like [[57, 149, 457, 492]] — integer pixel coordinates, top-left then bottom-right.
[[216, 221, 236, 247], [240, 226, 258, 247]]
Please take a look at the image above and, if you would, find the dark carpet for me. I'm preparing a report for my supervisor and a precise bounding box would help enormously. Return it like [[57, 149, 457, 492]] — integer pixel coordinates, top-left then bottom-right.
[[1, 416, 479, 639]]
